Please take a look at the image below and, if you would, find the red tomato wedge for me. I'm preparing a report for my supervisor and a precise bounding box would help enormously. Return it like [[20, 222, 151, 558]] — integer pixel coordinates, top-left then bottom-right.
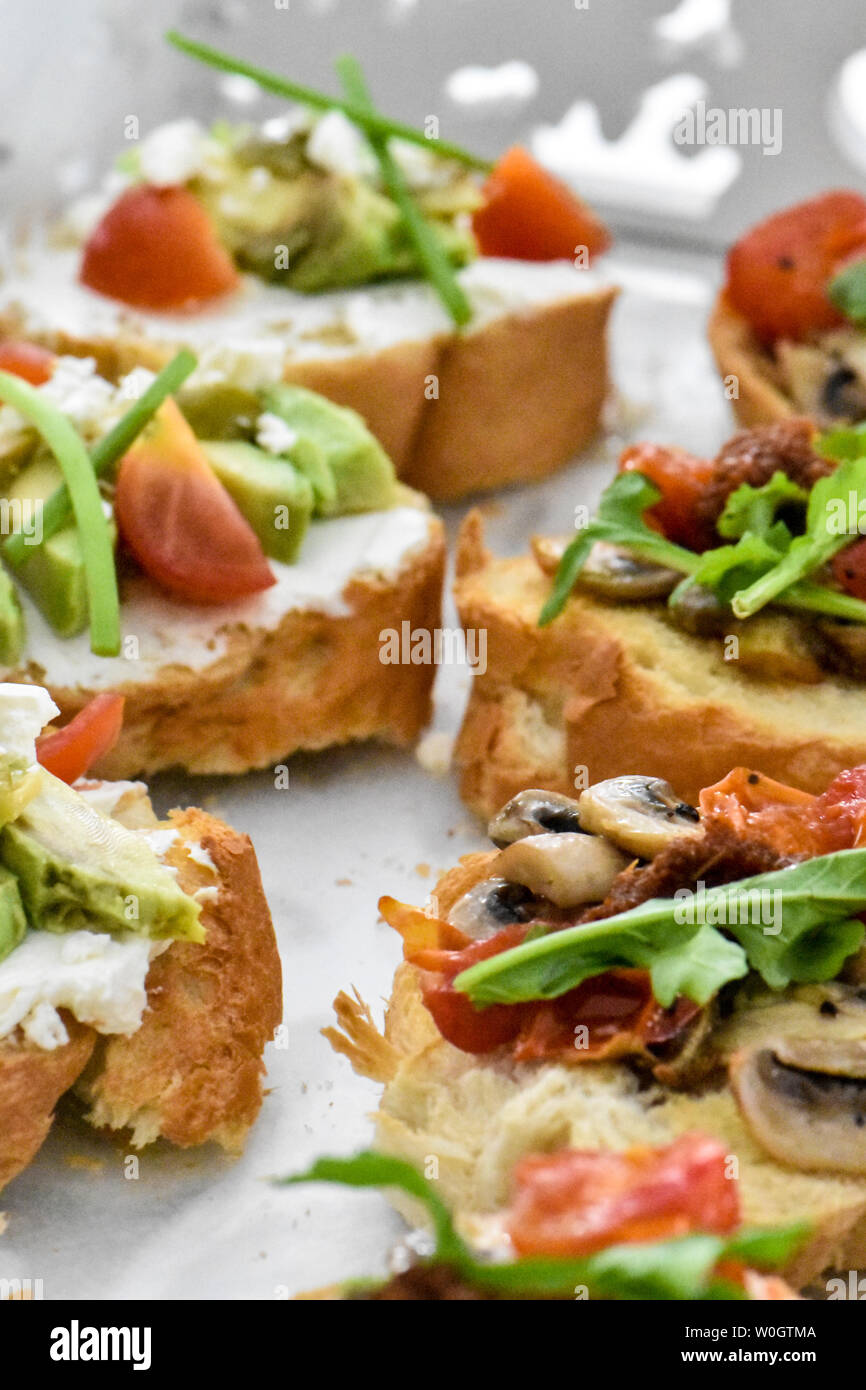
[[506, 1133, 740, 1258], [114, 399, 275, 604], [473, 146, 611, 262], [700, 763, 866, 857], [36, 693, 125, 784], [81, 186, 240, 312], [725, 191, 866, 345], [0, 341, 55, 385], [619, 441, 716, 551]]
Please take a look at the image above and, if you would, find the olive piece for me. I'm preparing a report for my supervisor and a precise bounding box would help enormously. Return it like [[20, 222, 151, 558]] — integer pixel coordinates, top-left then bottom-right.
[[488, 789, 584, 848]]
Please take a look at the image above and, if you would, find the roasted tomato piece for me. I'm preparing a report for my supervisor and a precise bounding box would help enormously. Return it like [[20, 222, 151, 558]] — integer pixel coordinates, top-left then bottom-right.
[[507, 1133, 740, 1257], [114, 399, 274, 603], [81, 186, 239, 311], [0, 341, 55, 385], [36, 693, 125, 784], [473, 146, 611, 262], [832, 536, 866, 602], [725, 191, 866, 345], [619, 442, 716, 551]]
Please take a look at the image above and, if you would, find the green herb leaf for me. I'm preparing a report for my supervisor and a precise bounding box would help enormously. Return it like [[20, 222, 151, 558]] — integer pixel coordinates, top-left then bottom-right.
[[732, 455, 866, 618], [3, 349, 198, 570], [828, 258, 866, 326], [335, 55, 472, 328], [817, 421, 866, 462], [456, 849, 866, 1007], [455, 894, 746, 1009], [279, 1151, 470, 1266], [691, 530, 787, 605], [716, 471, 807, 541], [0, 372, 120, 656], [539, 472, 700, 626], [166, 31, 492, 171]]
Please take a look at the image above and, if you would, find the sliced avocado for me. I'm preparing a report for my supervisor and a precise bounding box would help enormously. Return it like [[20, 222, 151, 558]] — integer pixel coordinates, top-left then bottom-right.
[[288, 436, 337, 514], [0, 568, 24, 666], [0, 864, 27, 964], [9, 455, 116, 639], [176, 383, 260, 442], [201, 441, 314, 564], [262, 384, 399, 517], [0, 767, 203, 942]]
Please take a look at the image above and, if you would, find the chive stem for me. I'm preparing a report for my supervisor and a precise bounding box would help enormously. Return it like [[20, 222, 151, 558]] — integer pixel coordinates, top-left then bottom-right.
[[0, 372, 120, 656], [4, 349, 197, 569], [166, 30, 493, 171], [335, 55, 473, 328]]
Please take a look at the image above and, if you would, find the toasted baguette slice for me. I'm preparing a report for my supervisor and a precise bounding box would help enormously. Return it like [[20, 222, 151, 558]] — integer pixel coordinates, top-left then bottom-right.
[[2, 510, 445, 779], [452, 510, 866, 816], [708, 291, 796, 428], [0, 794, 281, 1194], [325, 852, 866, 1289], [0, 253, 616, 501]]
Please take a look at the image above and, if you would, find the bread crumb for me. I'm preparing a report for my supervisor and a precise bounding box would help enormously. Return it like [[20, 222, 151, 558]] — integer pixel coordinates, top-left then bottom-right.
[[65, 1155, 105, 1175], [415, 730, 454, 776], [335, 877, 353, 887], [0, 1213, 6, 1236], [415, 862, 431, 878]]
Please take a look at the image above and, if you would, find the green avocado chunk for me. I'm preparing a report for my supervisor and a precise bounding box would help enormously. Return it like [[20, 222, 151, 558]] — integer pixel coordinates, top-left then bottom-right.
[[0, 864, 27, 965], [0, 768, 203, 943], [201, 441, 314, 564], [9, 456, 117, 639], [176, 383, 261, 442], [261, 384, 399, 517], [0, 567, 24, 665]]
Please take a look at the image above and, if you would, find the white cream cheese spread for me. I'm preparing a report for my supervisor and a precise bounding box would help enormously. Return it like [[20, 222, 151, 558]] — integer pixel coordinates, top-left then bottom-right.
[[0, 248, 605, 387], [9, 505, 435, 691]]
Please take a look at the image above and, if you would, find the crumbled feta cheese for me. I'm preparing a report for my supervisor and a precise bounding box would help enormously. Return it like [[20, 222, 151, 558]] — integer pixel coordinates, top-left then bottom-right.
[[0, 928, 163, 1048], [137, 119, 208, 187], [261, 109, 313, 144], [306, 111, 378, 180], [187, 340, 286, 392], [0, 683, 59, 765], [40, 356, 115, 436], [255, 411, 298, 455]]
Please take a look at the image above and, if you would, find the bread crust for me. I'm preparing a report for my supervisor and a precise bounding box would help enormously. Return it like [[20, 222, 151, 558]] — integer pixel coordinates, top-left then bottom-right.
[[0, 1019, 96, 1193], [0, 287, 616, 502], [78, 807, 282, 1151], [707, 291, 796, 428], [328, 853, 866, 1287], [453, 511, 866, 816], [0, 799, 281, 1193], [6, 518, 445, 779]]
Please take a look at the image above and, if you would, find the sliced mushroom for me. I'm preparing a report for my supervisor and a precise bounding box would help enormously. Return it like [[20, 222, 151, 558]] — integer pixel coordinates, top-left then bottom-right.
[[447, 877, 539, 940], [730, 1042, 866, 1174], [667, 583, 735, 638], [493, 832, 629, 909], [574, 542, 680, 603], [531, 534, 569, 577], [578, 776, 700, 858], [488, 789, 583, 848]]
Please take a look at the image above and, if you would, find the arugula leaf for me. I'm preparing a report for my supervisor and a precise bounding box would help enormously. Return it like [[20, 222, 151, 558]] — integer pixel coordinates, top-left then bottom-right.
[[455, 849, 866, 1007], [732, 455, 866, 618], [539, 472, 699, 626], [716, 472, 807, 542], [817, 421, 866, 462], [828, 259, 866, 326], [455, 893, 748, 1009], [283, 1150, 809, 1300], [279, 1151, 468, 1265], [691, 531, 787, 605]]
